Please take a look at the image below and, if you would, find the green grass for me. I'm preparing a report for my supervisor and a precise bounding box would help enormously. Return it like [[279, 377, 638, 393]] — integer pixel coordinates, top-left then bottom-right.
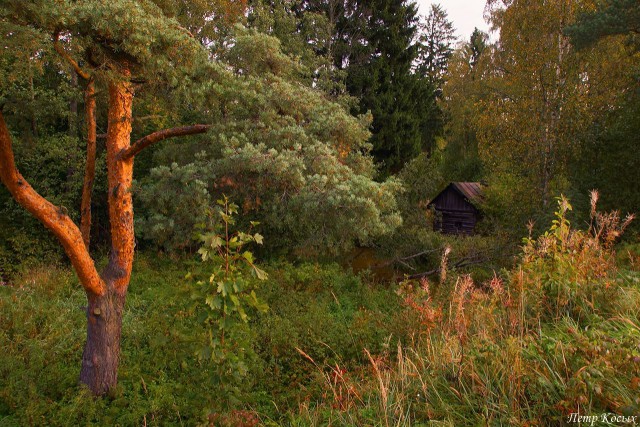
[[1, 205, 639, 426], [0, 257, 207, 426], [0, 255, 406, 426]]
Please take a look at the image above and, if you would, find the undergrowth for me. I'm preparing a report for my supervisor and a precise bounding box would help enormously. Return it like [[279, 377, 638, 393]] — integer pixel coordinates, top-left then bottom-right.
[[289, 194, 640, 426], [0, 194, 638, 426], [0, 256, 405, 426]]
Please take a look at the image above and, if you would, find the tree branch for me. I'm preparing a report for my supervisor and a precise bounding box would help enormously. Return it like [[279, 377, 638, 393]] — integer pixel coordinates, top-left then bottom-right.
[[374, 247, 444, 269], [119, 124, 211, 160], [0, 111, 105, 295], [53, 33, 91, 81], [80, 80, 97, 248]]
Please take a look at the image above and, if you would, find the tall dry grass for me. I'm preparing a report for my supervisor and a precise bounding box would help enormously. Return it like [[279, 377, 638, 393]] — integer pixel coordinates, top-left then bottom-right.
[[292, 194, 640, 426]]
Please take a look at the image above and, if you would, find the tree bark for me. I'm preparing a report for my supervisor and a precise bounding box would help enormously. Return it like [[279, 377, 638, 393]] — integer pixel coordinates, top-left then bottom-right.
[[105, 76, 135, 295], [77, 75, 136, 395], [2, 59, 205, 396], [80, 80, 97, 248], [120, 124, 211, 160], [80, 285, 126, 396]]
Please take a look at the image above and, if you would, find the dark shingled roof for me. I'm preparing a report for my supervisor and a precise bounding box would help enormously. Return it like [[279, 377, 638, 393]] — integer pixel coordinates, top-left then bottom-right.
[[427, 182, 484, 208], [451, 182, 483, 205]]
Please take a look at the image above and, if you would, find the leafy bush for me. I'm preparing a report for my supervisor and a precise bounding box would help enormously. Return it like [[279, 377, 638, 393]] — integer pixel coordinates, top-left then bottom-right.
[[189, 196, 269, 409]]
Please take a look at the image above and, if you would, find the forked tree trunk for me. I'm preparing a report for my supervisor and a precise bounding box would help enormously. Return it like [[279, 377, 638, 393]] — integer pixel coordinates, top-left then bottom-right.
[[77, 76, 135, 395], [80, 285, 126, 395], [1, 62, 210, 396]]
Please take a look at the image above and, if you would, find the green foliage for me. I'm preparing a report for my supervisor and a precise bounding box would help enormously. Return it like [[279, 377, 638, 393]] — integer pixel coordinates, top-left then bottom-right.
[[0, 133, 105, 279], [1, 196, 638, 425], [260, 0, 446, 171], [520, 196, 634, 324], [565, 0, 640, 51], [248, 0, 347, 98], [0, 255, 409, 425], [570, 88, 640, 236], [379, 153, 511, 281], [137, 27, 403, 257], [0, 258, 211, 425], [134, 161, 211, 252], [455, 0, 638, 238], [251, 261, 408, 417], [480, 171, 547, 237], [1, 0, 214, 85], [416, 3, 456, 88], [440, 29, 488, 183], [476, 0, 584, 211], [189, 196, 268, 408], [2, 0, 640, 423], [395, 152, 445, 227], [344, 0, 437, 175]]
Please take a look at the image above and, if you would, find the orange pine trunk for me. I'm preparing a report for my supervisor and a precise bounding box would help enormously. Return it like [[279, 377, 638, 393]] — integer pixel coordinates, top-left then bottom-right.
[[79, 290, 126, 395], [1, 64, 209, 395], [79, 77, 135, 395]]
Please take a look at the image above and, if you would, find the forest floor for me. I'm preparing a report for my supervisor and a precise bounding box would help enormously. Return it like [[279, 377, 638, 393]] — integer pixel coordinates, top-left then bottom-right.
[[1, 240, 639, 426]]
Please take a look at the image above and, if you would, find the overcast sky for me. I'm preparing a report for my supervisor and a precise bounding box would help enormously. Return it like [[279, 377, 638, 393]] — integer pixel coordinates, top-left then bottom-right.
[[415, 0, 490, 43]]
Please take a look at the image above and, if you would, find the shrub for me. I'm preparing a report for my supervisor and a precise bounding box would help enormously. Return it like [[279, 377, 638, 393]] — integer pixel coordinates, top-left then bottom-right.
[[189, 196, 269, 410], [520, 194, 634, 324]]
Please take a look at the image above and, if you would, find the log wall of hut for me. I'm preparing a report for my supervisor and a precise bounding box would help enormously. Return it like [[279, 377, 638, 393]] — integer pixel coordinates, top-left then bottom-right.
[[434, 209, 477, 234]]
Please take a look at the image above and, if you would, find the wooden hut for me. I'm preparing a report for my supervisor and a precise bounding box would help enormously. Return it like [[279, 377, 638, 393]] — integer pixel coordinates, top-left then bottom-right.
[[427, 182, 484, 235]]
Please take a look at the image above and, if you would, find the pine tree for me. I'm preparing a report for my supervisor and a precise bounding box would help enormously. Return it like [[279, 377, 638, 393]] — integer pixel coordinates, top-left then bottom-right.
[[253, 0, 445, 175]]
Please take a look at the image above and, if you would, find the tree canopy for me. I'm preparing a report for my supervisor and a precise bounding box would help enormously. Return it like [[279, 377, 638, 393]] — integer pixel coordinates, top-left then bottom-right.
[[0, 0, 403, 394]]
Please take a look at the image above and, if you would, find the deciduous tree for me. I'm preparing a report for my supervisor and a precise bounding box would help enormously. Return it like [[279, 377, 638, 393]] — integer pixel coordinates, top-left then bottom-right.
[[440, 28, 488, 182], [476, 0, 583, 213]]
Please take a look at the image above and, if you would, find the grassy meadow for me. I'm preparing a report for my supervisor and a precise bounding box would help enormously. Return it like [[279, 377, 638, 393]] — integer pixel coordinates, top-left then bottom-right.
[[1, 202, 639, 426]]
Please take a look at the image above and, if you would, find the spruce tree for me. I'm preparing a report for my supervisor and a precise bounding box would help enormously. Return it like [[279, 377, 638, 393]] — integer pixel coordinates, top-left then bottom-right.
[[416, 4, 456, 88], [342, 0, 424, 175]]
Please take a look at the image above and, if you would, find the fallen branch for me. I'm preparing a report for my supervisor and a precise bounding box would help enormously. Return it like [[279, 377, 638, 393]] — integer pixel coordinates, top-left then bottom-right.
[[375, 247, 445, 269]]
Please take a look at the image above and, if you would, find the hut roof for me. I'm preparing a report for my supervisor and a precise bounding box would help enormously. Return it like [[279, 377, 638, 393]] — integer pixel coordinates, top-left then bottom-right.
[[451, 182, 483, 205], [428, 182, 484, 209]]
